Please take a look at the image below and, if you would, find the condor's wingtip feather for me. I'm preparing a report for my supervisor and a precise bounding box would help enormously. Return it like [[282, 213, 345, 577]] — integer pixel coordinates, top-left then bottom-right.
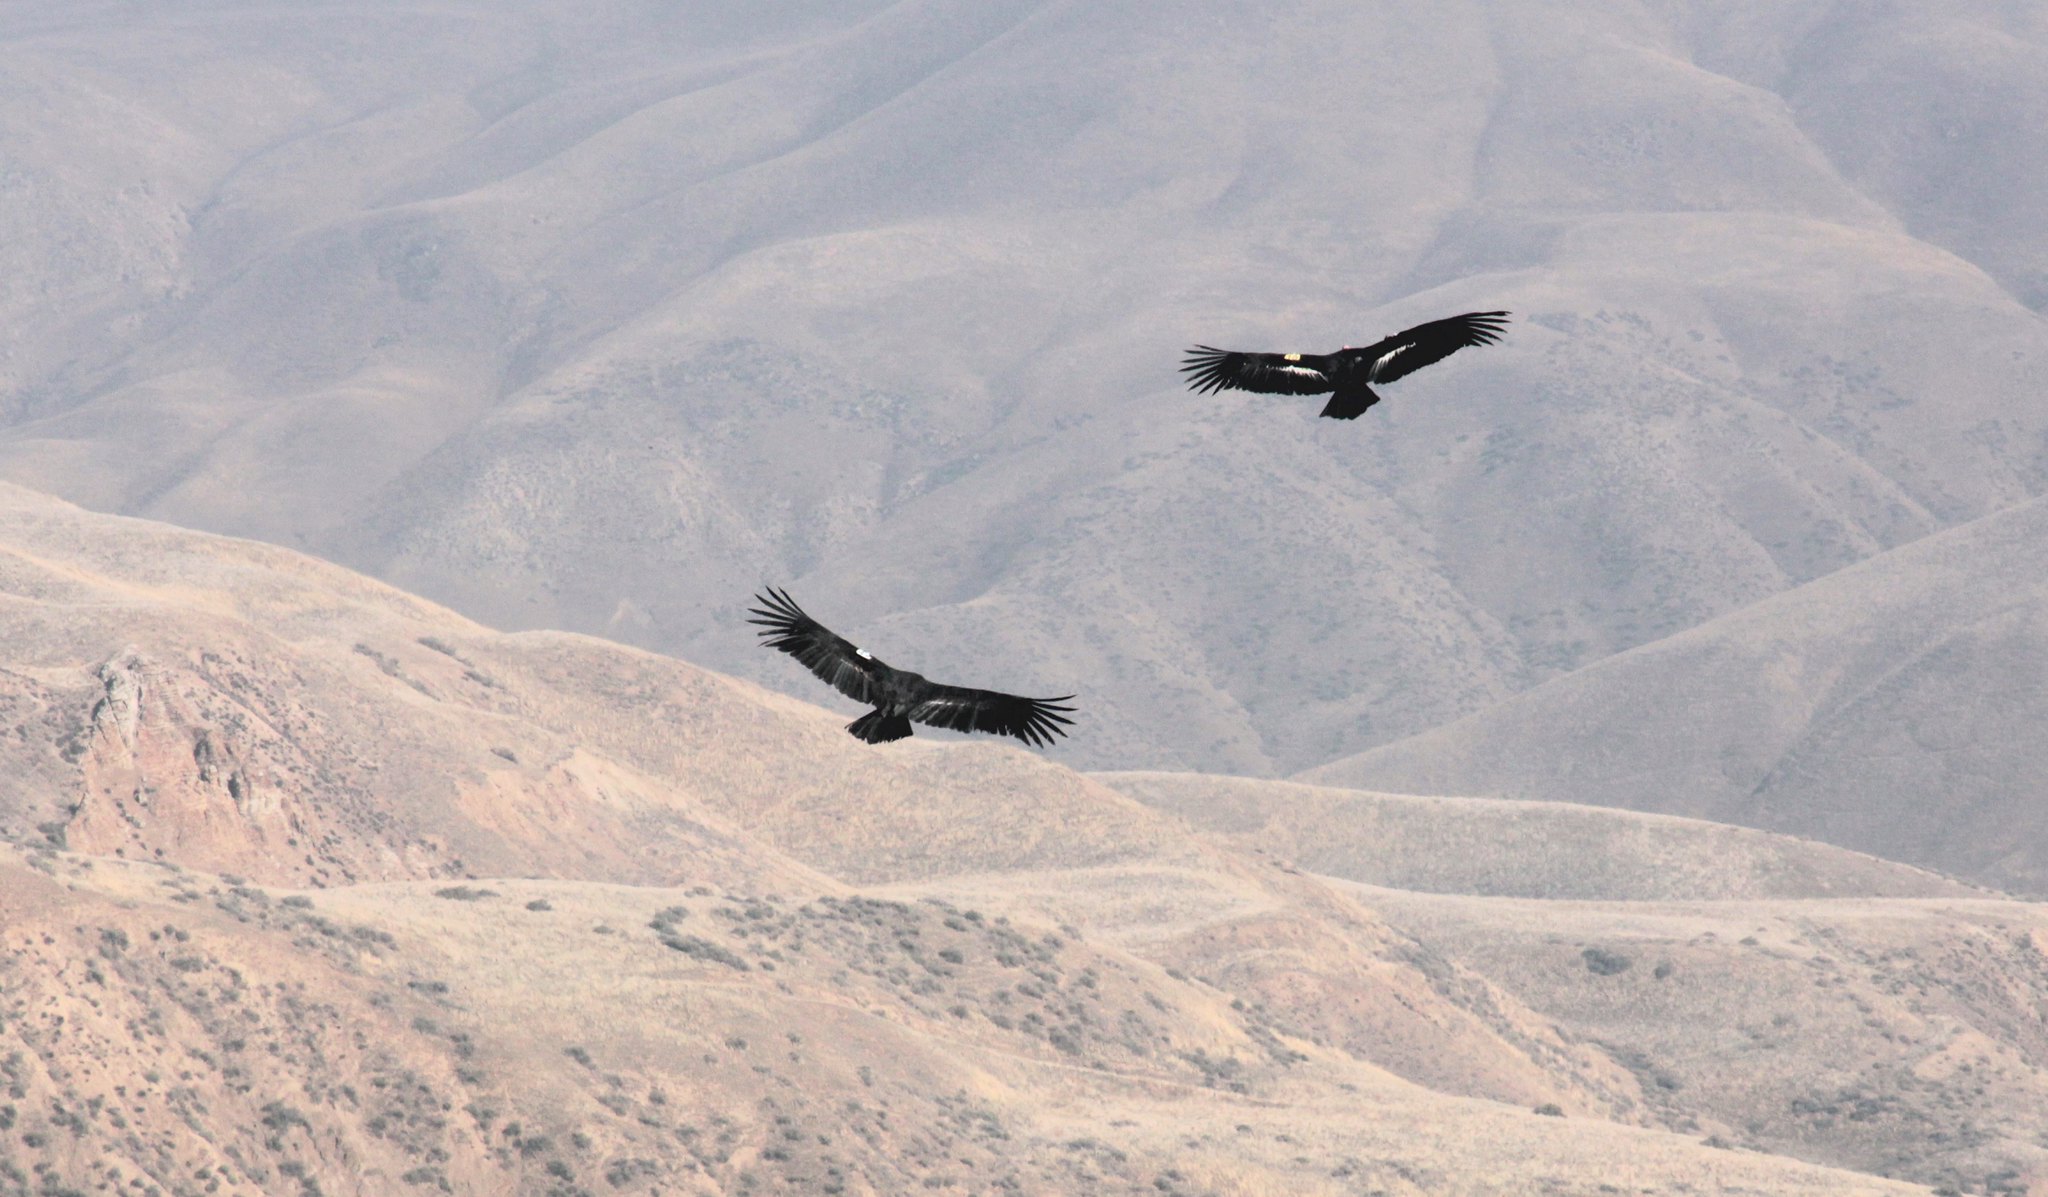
[[748, 585, 806, 618], [1460, 311, 1511, 342], [1179, 345, 1239, 395], [1016, 695, 1079, 745]]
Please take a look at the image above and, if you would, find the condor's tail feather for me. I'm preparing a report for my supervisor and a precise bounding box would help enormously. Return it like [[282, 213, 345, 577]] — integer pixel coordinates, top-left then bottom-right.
[[846, 709, 914, 744], [1319, 385, 1381, 420]]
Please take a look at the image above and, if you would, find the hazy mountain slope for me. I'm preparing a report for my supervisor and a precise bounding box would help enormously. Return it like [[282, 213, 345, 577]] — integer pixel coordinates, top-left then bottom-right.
[[1304, 492, 2048, 893], [2, 1, 2045, 774], [1364, 884, 2048, 1195], [2, 846, 1943, 1197], [1664, 2, 2048, 307], [1099, 772, 1981, 901]]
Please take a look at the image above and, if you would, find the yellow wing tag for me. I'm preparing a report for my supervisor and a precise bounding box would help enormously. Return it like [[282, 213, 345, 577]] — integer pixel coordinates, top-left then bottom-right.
[[1283, 353, 1302, 361]]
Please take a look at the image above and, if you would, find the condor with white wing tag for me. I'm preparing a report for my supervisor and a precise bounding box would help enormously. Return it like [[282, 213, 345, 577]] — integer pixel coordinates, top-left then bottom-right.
[[1181, 311, 1509, 420]]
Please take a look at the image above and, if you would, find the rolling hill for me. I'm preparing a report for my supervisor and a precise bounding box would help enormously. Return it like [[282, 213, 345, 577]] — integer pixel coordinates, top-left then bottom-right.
[[1099, 771, 1983, 902], [3, 486, 2045, 1193], [1103, 770, 2048, 1192], [1302, 491, 2048, 895]]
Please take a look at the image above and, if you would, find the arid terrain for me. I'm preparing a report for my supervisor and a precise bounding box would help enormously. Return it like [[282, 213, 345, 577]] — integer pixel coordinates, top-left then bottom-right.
[[3, 485, 2046, 1195], [4, 3, 2047, 1193]]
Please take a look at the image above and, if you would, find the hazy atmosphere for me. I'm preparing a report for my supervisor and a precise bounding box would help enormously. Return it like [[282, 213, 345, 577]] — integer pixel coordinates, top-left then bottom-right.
[[3, 2, 2045, 1194]]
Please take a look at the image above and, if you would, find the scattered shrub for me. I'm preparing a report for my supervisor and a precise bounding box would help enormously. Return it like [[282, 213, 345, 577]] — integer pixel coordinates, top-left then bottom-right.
[[659, 934, 748, 971]]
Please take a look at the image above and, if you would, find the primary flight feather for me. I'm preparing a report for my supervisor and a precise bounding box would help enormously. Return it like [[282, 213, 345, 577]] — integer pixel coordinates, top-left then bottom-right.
[[1182, 310, 1509, 419], [748, 588, 1076, 747]]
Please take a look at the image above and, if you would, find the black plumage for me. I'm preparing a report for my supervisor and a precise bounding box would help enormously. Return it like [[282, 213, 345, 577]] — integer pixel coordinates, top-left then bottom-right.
[[748, 588, 1076, 747], [1181, 310, 1509, 419]]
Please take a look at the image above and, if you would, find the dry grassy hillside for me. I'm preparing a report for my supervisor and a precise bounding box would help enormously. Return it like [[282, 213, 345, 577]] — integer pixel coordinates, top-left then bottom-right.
[[1102, 771, 2048, 1194], [0, 484, 1689, 1188], [0, 845, 1944, 1197], [1362, 886, 2048, 1195], [1304, 492, 2048, 895], [0, 483, 1673, 1128], [5, 484, 2039, 1194], [0, 481, 1171, 891]]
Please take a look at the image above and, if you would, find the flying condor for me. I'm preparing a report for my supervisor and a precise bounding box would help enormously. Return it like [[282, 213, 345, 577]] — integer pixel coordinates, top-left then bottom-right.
[[1181, 310, 1509, 419], [748, 588, 1076, 747]]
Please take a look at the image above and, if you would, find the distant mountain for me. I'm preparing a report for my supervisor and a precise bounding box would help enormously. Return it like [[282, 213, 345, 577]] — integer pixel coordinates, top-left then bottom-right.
[[1304, 492, 2048, 895], [2, 1, 2045, 774]]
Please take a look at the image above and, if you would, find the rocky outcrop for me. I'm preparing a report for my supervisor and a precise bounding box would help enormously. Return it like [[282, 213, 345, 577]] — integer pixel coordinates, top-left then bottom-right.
[[67, 648, 291, 873]]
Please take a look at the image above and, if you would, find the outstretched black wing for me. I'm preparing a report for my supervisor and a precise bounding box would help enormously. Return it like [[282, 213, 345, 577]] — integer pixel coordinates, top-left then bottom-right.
[[1343, 311, 1509, 385], [748, 588, 883, 705], [906, 684, 1077, 748], [1180, 346, 1333, 395]]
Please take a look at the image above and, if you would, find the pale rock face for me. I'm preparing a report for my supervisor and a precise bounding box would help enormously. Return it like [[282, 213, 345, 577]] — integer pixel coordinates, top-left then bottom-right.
[[91, 650, 145, 752], [69, 648, 290, 871]]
